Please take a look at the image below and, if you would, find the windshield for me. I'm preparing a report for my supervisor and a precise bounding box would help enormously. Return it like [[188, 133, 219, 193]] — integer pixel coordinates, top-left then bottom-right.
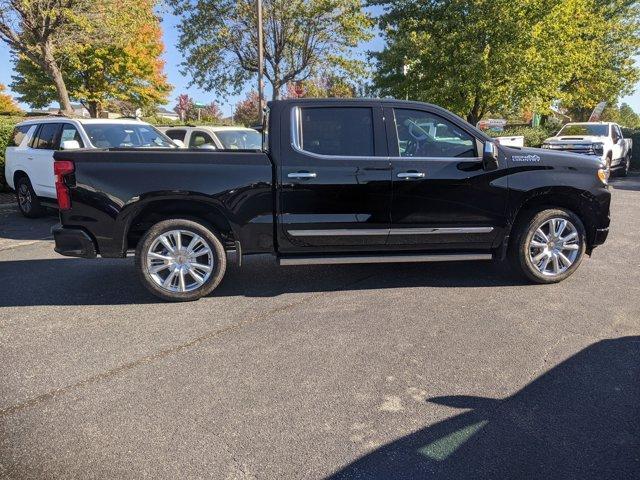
[[558, 124, 609, 137], [84, 123, 175, 148], [215, 129, 262, 150]]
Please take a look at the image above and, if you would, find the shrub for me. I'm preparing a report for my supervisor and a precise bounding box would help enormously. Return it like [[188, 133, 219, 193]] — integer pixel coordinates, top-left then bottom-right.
[[0, 116, 23, 191], [491, 126, 556, 148]]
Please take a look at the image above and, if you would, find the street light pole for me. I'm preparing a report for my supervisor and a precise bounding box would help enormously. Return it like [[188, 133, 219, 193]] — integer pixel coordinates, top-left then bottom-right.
[[256, 0, 264, 118]]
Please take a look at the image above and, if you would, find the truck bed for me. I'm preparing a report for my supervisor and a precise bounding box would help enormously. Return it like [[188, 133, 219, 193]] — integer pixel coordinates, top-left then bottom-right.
[[54, 148, 274, 257]]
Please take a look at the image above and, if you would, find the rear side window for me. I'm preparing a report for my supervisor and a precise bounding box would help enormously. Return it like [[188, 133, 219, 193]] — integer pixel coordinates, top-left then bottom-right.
[[8, 125, 31, 147], [298, 107, 374, 157], [32, 123, 61, 150], [165, 129, 187, 142]]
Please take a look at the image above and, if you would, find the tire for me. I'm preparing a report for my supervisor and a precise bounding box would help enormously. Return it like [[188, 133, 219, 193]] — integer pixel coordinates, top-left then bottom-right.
[[135, 218, 227, 302], [15, 176, 45, 218], [620, 155, 630, 177], [509, 208, 586, 284]]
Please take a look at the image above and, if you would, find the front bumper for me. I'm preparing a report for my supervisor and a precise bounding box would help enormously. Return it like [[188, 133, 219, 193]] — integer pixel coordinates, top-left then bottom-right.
[[52, 224, 97, 258]]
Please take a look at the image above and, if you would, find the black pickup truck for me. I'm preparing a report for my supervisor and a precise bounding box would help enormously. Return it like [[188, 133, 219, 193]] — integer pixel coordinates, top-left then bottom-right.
[[52, 99, 611, 301]]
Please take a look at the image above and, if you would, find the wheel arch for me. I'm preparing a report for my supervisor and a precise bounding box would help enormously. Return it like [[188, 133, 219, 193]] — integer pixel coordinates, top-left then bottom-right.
[[13, 169, 29, 187], [506, 188, 597, 255], [122, 198, 238, 254]]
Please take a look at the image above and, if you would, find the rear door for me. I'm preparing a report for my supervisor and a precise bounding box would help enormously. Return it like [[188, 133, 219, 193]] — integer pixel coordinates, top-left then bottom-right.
[[27, 123, 62, 198], [385, 106, 507, 250], [276, 102, 392, 253]]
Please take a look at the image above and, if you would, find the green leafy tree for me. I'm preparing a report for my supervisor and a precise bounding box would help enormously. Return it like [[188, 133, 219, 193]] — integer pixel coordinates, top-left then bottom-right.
[[0, 0, 93, 114], [602, 103, 640, 129], [11, 0, 171, 118], [170, 0, 372, 100], [372, 0, 640, 124]]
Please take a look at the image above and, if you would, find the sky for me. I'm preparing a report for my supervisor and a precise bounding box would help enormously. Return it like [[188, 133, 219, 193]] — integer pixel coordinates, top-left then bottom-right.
[[0, 11, 638, 117]]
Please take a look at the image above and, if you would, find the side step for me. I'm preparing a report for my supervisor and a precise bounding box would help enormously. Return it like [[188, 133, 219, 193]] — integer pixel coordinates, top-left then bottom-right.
[[278, 253, 492, 266]]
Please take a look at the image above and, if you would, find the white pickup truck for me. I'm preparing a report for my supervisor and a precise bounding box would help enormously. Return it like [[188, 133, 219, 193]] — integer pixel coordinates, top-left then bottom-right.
[[542, 122, 632, 176]]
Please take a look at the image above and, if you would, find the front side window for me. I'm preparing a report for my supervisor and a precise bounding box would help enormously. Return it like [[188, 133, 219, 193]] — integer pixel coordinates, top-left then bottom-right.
[[394, 109, 476, 158], [59, 124, 84, 148], [32, 123, 61, 150], [83, 124, 174, 148], [298, 107, 374, 156], [189, 131, 216, 149], [9, 125, 32, 147]]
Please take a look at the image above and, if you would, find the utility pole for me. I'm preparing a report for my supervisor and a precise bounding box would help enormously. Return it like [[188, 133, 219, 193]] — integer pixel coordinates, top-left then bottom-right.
[[256, 0, 264, 118]]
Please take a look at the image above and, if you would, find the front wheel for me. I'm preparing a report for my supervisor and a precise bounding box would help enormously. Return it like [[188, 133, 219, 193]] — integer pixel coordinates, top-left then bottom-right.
[[510, 209, 586, 284], [135, 219, 227, 301]]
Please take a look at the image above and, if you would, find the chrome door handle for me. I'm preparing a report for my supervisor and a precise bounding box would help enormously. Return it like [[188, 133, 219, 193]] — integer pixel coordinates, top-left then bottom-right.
[[288, 172, 317, 179], [397, 171, 426, 179]]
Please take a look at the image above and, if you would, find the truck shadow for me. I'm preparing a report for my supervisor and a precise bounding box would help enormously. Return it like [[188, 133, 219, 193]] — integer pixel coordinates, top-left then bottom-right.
[[0, 255, 527, 307], [328, 336, 640, 480]]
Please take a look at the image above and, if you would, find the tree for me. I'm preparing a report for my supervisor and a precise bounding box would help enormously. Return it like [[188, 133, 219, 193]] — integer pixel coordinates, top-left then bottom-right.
[[0, 0, 90, 114], [174, 94, 194, 122], [170, 0, 372, 100], [372, 0, 640, 124], [11, 0, 171, 118], [284, 75, 356, 98], [233, 91, 261, 126], [0, 83, 22, 115], [602, 103, 640, 129], [201, 102, 223, 123]]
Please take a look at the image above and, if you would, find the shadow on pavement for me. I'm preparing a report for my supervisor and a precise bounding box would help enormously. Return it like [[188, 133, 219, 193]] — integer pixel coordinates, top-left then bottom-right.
[[328, 336, 640, 480], [0, 205, 58, 243], [0, 254, 526, 307], [610, 174, 640, 192]]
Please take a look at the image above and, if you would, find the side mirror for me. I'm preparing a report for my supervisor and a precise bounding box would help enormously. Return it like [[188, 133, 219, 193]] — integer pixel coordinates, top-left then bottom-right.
[[482, 141, 499, 171], [61, 140, 81, 150], [172, 139, 186, 148]]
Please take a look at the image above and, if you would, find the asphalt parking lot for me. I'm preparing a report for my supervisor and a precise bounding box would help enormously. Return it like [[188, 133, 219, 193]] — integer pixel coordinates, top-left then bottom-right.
[[0, 178, 638, 479]]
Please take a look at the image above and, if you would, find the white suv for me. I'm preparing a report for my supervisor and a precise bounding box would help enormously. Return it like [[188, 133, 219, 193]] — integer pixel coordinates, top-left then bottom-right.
[[5, 118, 175, 217]]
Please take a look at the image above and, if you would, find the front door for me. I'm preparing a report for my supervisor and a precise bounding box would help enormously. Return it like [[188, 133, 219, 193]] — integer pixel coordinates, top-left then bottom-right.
[[277, 103, 392, 253], [385, 106, 508, 250]]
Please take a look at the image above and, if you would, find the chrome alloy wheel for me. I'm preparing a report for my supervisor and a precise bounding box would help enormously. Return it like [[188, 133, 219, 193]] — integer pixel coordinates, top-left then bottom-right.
[[146, 230, 214, 293], [528, 218, 580, 277], [17, 183, 32, 212]]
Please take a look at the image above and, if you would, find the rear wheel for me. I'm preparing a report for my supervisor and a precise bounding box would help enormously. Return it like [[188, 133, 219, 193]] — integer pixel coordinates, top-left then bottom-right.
[[15, 176, 45, 218], [509, 208, 586, 284], [135, 219, 227, 301]]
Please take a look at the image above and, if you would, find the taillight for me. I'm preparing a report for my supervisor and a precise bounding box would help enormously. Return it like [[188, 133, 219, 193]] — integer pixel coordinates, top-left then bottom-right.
[[54, 160, 74, 210]]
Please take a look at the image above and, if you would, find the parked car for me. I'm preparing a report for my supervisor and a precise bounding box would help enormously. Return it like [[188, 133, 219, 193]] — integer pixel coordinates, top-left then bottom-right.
[[159, 125, 262, 150], [4, 118, 176, 217], [542, 122, 632, 176], [52, 99, 611, 302]]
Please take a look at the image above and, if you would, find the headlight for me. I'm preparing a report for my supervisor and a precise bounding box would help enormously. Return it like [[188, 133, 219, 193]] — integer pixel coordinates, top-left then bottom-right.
[[597, 168, 609, 185], [593, 142, 604, 156]]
